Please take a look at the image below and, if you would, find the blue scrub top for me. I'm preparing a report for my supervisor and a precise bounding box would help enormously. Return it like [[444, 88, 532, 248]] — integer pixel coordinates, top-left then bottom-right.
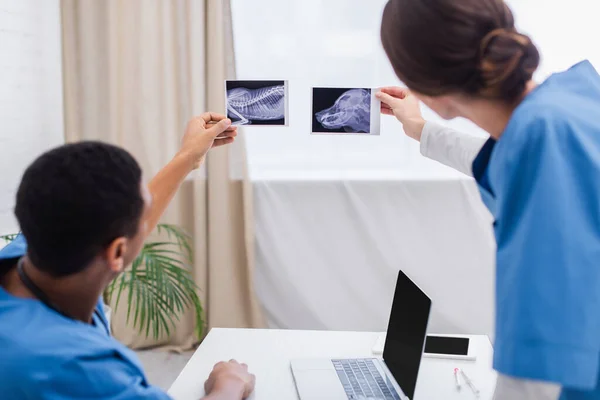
[[473, 61, 600, 399], [0, 234, 171, 400]]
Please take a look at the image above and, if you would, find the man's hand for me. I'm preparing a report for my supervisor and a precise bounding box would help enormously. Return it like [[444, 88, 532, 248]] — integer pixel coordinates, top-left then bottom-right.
[[204, 360, 255, 400], [178, 113, 238, 170], [376, 87, 426, 141]]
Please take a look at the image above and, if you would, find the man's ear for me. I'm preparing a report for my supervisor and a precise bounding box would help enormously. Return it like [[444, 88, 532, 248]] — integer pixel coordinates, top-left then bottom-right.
[[105, 237, 128, 273]]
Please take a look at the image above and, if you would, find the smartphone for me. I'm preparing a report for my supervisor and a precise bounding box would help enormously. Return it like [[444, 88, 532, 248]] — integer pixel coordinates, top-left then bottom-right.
[[423, 335, 476, 361], [371, 333, 476, 361]]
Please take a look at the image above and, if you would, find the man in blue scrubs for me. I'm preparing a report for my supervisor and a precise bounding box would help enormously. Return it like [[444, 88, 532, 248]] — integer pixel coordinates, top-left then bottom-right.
[[0, 115, 255, 399]]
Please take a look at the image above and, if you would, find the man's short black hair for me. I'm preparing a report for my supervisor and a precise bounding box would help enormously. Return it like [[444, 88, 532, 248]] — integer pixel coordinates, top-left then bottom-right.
[[15, 141, 145, 277]]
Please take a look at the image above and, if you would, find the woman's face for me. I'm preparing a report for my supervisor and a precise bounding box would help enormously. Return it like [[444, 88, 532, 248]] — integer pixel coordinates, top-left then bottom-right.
[[412, 91, 462, 121]]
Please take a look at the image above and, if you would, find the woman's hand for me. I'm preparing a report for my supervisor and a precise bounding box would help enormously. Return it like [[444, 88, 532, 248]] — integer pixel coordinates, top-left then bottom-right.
[[178, 112, 238, 170], [204, 360, 256, 399], [376, 87, 426, 141]]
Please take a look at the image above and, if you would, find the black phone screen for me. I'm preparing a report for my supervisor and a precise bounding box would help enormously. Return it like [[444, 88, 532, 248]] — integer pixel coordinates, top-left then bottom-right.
[[424, 336, 470, 356]]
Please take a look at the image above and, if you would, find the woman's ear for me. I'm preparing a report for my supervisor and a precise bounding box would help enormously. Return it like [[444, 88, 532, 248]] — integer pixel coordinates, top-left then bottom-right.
[[105, 237, 128, 273]]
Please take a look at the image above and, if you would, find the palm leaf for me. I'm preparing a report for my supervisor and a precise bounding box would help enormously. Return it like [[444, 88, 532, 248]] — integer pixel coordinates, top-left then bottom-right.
[[0, 234, 19, 244], [106, 224, 204, 340], [158, 224, 193, 263]]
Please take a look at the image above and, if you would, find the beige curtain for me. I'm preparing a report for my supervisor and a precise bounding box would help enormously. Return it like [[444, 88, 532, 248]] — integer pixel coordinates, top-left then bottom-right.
[[61, 0, 264, 350]]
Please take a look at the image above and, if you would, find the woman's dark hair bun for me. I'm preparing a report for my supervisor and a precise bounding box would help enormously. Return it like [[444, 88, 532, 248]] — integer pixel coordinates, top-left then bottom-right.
[[476, 28, 540, 101], [380, 0, 540, 103]]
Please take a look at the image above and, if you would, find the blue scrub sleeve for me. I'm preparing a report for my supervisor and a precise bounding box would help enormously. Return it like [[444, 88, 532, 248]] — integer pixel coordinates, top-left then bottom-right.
[[37, 353, 172, 400], [492, 116, 600, 389], [0, 233, 27, 259]]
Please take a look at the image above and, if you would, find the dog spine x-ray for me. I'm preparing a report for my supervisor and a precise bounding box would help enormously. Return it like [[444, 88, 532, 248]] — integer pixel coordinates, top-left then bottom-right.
[[226, 85, 286, 125], [316, 89, 371, 133]]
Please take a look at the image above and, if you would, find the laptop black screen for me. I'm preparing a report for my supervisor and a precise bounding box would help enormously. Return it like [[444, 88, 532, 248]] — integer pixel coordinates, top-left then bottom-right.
[[383, 270, 431, 399]]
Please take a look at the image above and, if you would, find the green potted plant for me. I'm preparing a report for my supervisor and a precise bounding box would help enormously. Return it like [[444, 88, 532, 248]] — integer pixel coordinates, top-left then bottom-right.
[[0, 234, 18, 243], [1, 224, 204, 340]]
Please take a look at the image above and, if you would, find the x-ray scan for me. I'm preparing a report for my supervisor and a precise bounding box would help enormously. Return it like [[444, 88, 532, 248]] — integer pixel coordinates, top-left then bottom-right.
[[312, 87, 380, 135], [225, 80, 289, 126]]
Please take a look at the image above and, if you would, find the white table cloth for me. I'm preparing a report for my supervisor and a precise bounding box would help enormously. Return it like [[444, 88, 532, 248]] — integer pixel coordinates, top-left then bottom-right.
[[253, 178, 496, 338]]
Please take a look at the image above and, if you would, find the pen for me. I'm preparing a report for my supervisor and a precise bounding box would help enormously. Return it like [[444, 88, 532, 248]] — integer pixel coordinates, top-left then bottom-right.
[[453, 368, 462, 391], [460, 369, 480, 398]]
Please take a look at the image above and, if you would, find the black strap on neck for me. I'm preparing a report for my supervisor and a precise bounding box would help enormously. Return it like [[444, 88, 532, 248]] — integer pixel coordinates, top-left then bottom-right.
[[16, 258, 106, 333], [17, 257, 70, 318]]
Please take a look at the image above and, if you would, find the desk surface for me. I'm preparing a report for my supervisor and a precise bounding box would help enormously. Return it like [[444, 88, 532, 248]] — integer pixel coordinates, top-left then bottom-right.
[[168, 329, 497, 400]]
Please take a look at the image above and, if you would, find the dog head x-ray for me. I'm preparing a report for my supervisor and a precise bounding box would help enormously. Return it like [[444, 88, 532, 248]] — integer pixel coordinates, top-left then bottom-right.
[[315, 88, 371, 133]]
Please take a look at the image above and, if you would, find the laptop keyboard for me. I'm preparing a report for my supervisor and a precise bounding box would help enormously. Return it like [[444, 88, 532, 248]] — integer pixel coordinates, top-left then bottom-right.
[[332, 359, 401, 400]]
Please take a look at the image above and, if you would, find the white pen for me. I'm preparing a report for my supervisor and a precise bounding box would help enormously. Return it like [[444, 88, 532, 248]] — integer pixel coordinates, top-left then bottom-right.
[[453, 368, 462, 391], [460, 369, 481, 398]]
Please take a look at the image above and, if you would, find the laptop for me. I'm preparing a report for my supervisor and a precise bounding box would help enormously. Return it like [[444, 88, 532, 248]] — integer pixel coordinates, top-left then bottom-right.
[[291, 270, 432, 400]]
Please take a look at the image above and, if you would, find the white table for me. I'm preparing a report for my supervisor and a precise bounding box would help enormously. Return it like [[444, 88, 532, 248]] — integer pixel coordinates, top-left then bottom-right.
[[169, 329, 497, 400]]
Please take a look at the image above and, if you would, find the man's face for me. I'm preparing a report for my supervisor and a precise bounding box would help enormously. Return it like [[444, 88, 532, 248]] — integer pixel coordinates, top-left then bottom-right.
[[121, 183, 152, 268]]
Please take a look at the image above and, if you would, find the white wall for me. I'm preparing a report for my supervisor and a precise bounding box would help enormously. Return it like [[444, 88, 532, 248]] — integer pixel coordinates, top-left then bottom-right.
[[0, 0, 64, 235]]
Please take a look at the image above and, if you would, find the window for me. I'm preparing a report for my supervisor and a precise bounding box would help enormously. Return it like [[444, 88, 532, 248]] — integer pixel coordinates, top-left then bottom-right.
[[507, 0, 600, 80], [231, 0, 599, 180]]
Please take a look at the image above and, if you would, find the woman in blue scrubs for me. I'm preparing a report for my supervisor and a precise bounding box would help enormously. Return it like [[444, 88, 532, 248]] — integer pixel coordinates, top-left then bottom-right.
[[378, 1, 600, 399]]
